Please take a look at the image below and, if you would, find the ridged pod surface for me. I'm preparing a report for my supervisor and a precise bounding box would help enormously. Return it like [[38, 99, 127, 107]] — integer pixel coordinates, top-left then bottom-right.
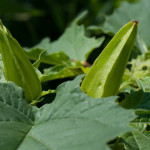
[[0, 20, 42, 102], [81, 21, 138, 98]]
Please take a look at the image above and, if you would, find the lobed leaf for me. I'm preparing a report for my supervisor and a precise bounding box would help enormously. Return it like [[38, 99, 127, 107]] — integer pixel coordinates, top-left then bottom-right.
[[0, 82, 34, 150], [25, 23, 104, 63], [0, 76, 136, 150]]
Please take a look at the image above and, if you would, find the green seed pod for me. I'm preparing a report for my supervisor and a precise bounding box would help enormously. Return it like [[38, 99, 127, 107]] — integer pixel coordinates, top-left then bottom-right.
[[0, 20, 42, 102], [81, 20, 138, 98]]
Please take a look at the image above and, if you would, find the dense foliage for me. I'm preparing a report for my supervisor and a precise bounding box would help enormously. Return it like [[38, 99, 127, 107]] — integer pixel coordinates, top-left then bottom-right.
[[0, 0, 150, 150]]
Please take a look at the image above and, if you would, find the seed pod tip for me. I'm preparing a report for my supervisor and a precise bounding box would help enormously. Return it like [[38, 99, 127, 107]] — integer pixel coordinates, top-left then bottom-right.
[[132, 20, 139, 26]]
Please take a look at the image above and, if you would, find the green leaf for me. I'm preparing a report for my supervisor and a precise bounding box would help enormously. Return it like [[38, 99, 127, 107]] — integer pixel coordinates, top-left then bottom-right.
[[119, 88, 143, 109], [135, 36, 148, 54], [0, 82, 34, 150], [127, 123, 150, 150], [101, 0, 150, 46], [25, 23, 105, 63], [120, 78, 150, 149], [0, 20, 42, 102], [134, 78, 150, 110], [120, 77, 150, 111], [121, 116, 150, 149], [121, 52, 150, 91], [30, 49, 89, 82], [137, 78, 150, 93], [40, 65, 89, 82], [0, 76, 136, 150], [121, 132, 139, 150], [81, 21, 138, 98], [130, 52, 150, 81], [25, 44, 73, 65], [32, 50, 47, 69]]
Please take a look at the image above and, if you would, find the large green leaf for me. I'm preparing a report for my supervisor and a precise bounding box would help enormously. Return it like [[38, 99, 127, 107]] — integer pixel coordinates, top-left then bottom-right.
[[25, 23, 104, 63], [0, 82, 34, 150], [101, 0, 150, 46], [0, 76, 136, 150]]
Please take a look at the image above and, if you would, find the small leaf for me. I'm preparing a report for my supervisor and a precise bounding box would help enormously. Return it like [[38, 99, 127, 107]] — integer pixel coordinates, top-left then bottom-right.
[[40, 65, 88, 82], [32, 50, 47, 68], [121, 132, 139, 150], [81, 21, 138, 98], [25, 45, 72, 65], [134, 77, 150, 110], [0, 20, 42, 102], [119, 88, 143, 109]]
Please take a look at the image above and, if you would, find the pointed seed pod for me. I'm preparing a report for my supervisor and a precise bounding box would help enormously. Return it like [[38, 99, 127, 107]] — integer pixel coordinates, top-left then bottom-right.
[[81, 20, 138, 98], [0, 20, 42, 102]]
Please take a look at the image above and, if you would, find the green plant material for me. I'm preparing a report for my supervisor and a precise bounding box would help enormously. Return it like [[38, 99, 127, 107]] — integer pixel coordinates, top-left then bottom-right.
[[0, 0, 45, 21], [119, 88, 143, 109], [121, 112, 150, 149], [121, 123, 150, 150], [81, 21, 138, 98], [25, 24, 105, 63], [0, 20, 42, 102], [0, 76, 136, 150], [24, 15, 104, 82], [121, 77, 150, 111], [109, 143, 125, 150], [101, 0, 150, 46], [135, 35, 148, 54], [121, 132, 140, 150], [137, 78, 150, 93], [133, 78, 150, 110], [32, 50, 47, 68], [121, 52, 150, 91], [26, 48, 72, 66], [120, 77, 150, 149], [40, 65, 89, 82], [29, 47, 90, 82], [0, 54, 5, 83]]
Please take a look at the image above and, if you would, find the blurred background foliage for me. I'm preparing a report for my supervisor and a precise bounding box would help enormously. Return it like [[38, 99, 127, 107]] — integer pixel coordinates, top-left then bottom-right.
[[0, 0, 141, 106], [0, 0, 138, 47]]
